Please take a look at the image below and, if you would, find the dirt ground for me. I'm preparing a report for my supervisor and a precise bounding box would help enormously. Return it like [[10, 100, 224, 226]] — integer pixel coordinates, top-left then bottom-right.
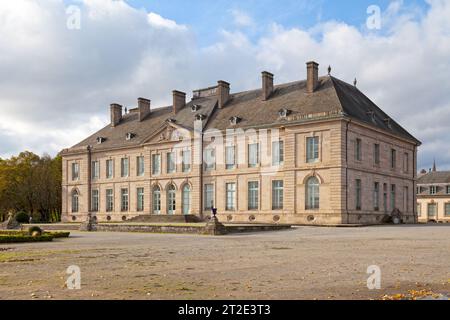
[[0, 225, 449, 300]]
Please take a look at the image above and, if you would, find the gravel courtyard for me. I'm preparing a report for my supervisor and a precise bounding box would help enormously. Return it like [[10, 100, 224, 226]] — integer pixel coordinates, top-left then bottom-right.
[[0, 225, 449, 300]]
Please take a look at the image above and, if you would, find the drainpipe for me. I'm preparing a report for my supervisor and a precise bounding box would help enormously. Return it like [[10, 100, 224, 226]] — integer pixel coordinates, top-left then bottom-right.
[[345, 120, 351, 224], [87, 145, 92, 218]]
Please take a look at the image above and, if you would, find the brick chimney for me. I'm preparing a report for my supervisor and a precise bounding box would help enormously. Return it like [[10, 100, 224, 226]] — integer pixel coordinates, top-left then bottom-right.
[[110, 103, 123, 127], [217, 80, 230, 109], [172, 90, 186, 115], [138, 98, 150, 122], [306, 61, 319, 93], [262, 71, 274, 101]]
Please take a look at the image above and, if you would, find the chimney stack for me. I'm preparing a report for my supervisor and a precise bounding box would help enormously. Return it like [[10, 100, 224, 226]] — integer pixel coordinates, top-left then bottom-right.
[[172, 90, 186, 115], [138, 98, 151, 122], [262, 71, 274, 101], [110, 103, 123, 127], [217, 81, 230, 109], [306, 61, 319, 93]]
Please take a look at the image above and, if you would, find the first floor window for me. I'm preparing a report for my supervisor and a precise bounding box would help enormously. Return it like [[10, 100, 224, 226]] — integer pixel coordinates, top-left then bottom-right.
[[306, 136, 319, 163], [153, 186, 161, 214], [226, 183, 236, 211], [391, 149, 397, 169], [91, 161, 100, 180], [374, 182, 380, 211], [445, 203, 450, 217], [182, 150, 191, 173], [167, 184, 176, 214], [374, 144, 380, 165], [106, 159, 113, 179], [272, 180, 284, 210], [248, 181, 259, 210], [121, 158, 129, 177], [137, 156, 145, 176], [248, 143, 259, 168], [121, 188, 129, 211], [72, 163, 79, 181], [204, 184, 214, 210], [204, 148, 216, 171], [226, 146, 236, 170], [106, 189, 114, 212], [137, 187, 144, 212], [182, 185, 191, 215], [355, 138, 362, 161], [167, 152, 176, 174], [356, 179, 362, 210], [71, 190, 79, 213], [306, 177, 320, 210], [428, 203, 437, 217], [152, 154, 161, 175], [403, 153, 409, 173], [272, 140, 284, 166]]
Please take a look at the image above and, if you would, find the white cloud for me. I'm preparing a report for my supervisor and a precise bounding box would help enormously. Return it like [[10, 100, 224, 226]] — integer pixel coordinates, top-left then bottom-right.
[[0, 0, 449, 171], [229, 9, 254, 28]]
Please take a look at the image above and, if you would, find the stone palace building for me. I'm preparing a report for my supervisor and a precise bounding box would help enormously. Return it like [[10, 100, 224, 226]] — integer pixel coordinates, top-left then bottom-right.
[[61, 61, 421, 225]]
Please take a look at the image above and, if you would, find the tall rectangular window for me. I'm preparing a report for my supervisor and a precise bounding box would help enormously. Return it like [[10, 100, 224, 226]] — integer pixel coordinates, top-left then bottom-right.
[[356, 179, 362, 210], [430, 186, 437, 195], [403, 153, 409, 173], [204, 148, 216, 171], [272, 180, 284, 210], [204, 184, 214, 210], [106, 189, 114, 212], [248, 143, 259, 168], [428, 203, 437, 217], [404, 186, 409, 212], [91, 189, 99, 212], [137, 187, 144, 212], [374, 144, 380, 165], [91, 161, 100, 180], [106, 159, 113, 179], [306, 136, 319, 163], [121, 188, 129, 211], [248, 181, 259, 210], [226, 183, 236, 211], [447, 186, 450, 194], [137, 156, 145, 176], [374, 182, 380, 211], [391, 184, 396, 211], [417, 203, 421, 217], [167, 152, 176, 174], [355, 138, 362, 161], [72, 163, 79, 181], [182, 150, 191, 173], [272, 141, 284, 166], [121, 158, 129, 177], [445, 203, 450, 217], [391, 149, 397, 169], [225, 146, 236, 170], [152, 154, 161, 175]]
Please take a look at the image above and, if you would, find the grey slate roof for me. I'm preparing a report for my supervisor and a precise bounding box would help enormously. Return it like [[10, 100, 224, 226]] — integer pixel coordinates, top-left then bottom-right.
[[66, 75, 420, 153], [418, 171, 450, 184]]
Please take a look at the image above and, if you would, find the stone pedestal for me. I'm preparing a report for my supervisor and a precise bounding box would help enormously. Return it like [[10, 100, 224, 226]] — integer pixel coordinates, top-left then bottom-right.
[[79, 214, 97, 232], [203, 216, 227, 236]]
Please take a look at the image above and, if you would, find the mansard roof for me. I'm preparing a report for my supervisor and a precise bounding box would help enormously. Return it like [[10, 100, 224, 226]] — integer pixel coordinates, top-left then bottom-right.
[[418, 171, 450, 185], [64, 74, 420, 154]]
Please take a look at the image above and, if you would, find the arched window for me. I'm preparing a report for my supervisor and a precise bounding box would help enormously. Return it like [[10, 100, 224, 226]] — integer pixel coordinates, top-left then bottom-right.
[[71, 189, 79, 213], [182, 185, 191, 215], [306, 177, 320, 210], [167, 184, 176, 215], [152, 185, 161, 214]]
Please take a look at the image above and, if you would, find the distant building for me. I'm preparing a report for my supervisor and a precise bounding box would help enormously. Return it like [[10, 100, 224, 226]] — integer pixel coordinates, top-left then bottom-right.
[[417, 166, 450, 223], [60, 61, 420, 225]]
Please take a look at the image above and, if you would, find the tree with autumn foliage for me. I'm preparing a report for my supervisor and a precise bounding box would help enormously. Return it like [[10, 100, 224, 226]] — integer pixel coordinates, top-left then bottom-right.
[[0, 152, 62, 222]]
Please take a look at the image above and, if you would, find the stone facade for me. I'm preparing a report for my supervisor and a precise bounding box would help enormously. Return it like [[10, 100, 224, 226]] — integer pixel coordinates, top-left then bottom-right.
[[417, 171, 450, 223], [61, 62, 420, 225]]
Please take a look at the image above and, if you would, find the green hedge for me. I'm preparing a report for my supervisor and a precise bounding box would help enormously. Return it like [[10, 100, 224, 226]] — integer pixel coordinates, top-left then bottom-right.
[[45, 231, 70, 238], [0, 234, 54, 243], [0, 230, 70, 238]]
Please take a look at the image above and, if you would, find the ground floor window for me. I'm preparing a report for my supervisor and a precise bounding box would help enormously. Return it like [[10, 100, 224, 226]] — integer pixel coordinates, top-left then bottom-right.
[[153, 186, 161, 214], [121, 188, 129, 212], [137, 187, 144, 212], [204, 184, 214, 210], [417, 203, 421, 217], [272, 180, 284, 210], [248, 181, 259, 210], [390, 185, 396, 211], [71, 190, 79, 213], [428, 203, 437, 217], [106, 189, 113, 212], [182, 185, 191, 215], [91, 189, 99, 212], [167, 184, 176, 214], [226, 183, 236, 211], [445, 203, 450, 217], [306, 177, 320, 210], [356, 179, 362, 211]]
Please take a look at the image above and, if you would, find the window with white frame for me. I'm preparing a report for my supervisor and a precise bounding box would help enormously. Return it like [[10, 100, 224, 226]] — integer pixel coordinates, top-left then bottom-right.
[[417, 203, 421, 217], [248, 143, 259, 168], [71, 189, 79, 213], [167, 152, 176, 174], [72, 163, 79, 181], [445, 203, 450, 217], [427, 203, 437, 217], [137, 156, 145, 177], [152, 186, 161, 214], [226, 183, 236, 211], [152, 154, 161, 175], [106, 189, 114, 212], [430, 186, 437, 195], [121, 158, 129, 177], [121, 188, 129, 211], [306, 136, 319, 163], [226, 146, 236, 170], [391, 184, 396, 211], [248, 181, 259, 210], [272, 180, 284, 210], [272, 140, 284, 166], [137, 187, 144, 212], [91, 189, 99, 212], [182, 150, 191, 173], [204, 184, 214, 210], [204, 148, 216, 171], [306, 177, 320, 210], [106, 159, 113, 179], [91, 161, 100, 180]]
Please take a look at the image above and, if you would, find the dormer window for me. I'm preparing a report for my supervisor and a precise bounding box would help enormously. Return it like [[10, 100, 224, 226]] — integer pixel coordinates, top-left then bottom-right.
[[229, 116, 241, 126], [96, 137, 106, 144], [384, 118, 392, 128], [278, 108, 291, 118], [126, 133, 135, 141], [367, 110, 376, 123], [191, 104, 201, 112], [195, 114, 206, 121]]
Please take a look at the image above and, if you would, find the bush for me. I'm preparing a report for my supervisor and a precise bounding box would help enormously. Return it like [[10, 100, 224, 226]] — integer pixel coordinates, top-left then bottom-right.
[[28, 226, 43, 237], [0, 234, 53, 243], [15, 211, 30, 223], [45, 231, 70, 238]]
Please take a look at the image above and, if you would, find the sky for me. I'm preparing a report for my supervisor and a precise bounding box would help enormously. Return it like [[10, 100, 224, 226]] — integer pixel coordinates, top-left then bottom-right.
[[0, 0, 449, 171]]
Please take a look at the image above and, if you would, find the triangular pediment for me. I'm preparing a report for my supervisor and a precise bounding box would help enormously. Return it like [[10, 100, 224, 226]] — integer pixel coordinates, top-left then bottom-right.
[[142, 123, 191, 145]]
